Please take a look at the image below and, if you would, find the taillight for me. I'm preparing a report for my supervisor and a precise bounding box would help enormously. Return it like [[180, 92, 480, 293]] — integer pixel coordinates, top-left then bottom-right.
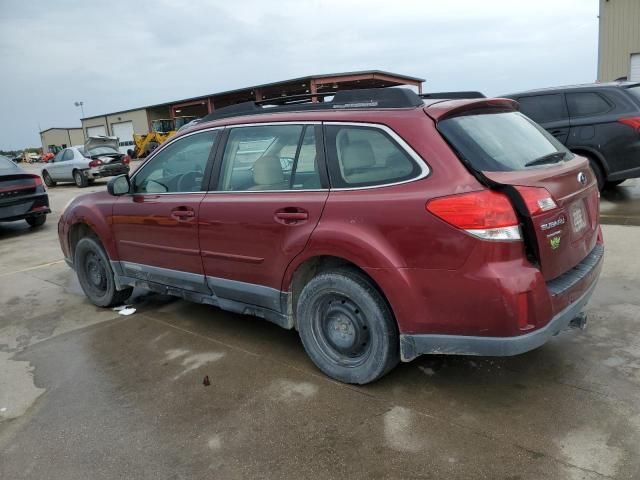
[[618, 116, 640, 133], [33, 175, 43, 187], [88, 159, 103, 168], [514, 186, 557, 215], [426, 190, 521, 241]]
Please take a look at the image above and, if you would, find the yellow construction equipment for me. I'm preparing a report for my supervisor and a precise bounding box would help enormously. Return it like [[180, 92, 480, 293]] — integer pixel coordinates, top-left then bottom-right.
[[133, 116, 196, 157]]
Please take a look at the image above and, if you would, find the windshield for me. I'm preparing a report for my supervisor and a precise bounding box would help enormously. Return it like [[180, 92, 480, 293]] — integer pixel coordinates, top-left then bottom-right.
[[83, 146, 120, 156], [438, 111, 572, 171]]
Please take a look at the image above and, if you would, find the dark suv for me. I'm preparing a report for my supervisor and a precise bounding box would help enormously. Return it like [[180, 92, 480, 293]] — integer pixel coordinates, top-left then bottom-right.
[[58, 88, 603, 384], [504, 82, 640, 189]]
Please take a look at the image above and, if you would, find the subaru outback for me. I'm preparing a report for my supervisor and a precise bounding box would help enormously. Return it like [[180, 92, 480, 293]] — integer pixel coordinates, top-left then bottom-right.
[[58, 88, 603, 384]]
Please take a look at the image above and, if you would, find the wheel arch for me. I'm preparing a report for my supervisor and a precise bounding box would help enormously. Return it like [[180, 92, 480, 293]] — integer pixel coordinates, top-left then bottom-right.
[[284, 253, 404, 330]]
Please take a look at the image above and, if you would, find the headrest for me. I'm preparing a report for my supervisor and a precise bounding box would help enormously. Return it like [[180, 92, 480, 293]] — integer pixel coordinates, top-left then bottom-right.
[[341, 140, 375, 170], [253, 155, 284, 185]]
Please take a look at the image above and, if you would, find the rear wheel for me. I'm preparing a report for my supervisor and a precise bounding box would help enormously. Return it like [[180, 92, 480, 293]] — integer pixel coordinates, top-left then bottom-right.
[[42, 171, 56, 187], [74, 237, 132, 307], [26, 215, 46, 227], [296, 268, 399, 384], [74, 170, 88, 188]]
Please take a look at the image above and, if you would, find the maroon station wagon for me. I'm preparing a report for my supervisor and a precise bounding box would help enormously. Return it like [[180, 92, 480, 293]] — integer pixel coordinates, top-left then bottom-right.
[[58, 88, 603, 384]]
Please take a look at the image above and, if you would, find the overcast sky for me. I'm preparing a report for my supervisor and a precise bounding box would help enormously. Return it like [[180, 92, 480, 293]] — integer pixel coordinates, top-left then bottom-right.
[[0, 0, 599, 150]]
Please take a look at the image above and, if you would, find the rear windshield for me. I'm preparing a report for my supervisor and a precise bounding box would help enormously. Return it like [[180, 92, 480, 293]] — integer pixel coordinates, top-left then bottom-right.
[[438, 111, 572, 172], [0, 155, 18, 170]]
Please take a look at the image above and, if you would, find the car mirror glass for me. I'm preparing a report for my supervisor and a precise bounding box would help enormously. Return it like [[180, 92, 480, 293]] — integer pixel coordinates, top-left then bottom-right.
[[107, 175, 130, 196]]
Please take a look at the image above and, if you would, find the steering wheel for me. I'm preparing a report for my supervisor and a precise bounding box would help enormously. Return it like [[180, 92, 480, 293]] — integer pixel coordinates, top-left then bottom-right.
[[176, 171, 202, 192]]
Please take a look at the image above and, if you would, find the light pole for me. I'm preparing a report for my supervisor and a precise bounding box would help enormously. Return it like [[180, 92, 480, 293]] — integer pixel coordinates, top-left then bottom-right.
[[74, 101, 85, 119]]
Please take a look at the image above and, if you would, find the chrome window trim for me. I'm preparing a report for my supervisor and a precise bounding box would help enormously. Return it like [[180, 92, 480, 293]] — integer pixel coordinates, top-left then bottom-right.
[[322, 121, 430, 191], [128, 121, 430, 195]]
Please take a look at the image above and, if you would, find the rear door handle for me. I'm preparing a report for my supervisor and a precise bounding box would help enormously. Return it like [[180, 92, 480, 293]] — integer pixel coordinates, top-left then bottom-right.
[[274, 208, 309, 225], [171, 207, 195, 220]]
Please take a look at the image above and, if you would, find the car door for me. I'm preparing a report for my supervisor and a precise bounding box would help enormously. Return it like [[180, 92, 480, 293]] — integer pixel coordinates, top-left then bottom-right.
[[47, 150, 65, 180], [111, 129, 220, 293], [198, 123, 329, 312], [515, 93, 571, 144], [58, 148, 76, 180]]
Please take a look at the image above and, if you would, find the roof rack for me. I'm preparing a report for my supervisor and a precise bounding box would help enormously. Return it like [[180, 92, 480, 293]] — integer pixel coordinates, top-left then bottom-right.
[[199, 87, 424, 123], [419, 91, 486, 99]]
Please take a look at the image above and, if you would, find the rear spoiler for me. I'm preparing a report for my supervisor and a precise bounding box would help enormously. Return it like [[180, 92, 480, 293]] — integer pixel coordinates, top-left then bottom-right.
[[424, 98, 518, 122]]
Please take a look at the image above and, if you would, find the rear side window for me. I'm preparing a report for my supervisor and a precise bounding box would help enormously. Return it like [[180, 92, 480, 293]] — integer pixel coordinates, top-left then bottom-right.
[[62, 149, 74, 161], [566, 92, 612, 117], [324, 125, 419, 188], [438, 111, 572, 172], [218, 124, 322, 191], [516, 94, 568, 123]]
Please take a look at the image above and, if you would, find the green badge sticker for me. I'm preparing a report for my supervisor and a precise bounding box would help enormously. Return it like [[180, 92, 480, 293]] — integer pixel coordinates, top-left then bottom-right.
[[550, 236, 561, 250]]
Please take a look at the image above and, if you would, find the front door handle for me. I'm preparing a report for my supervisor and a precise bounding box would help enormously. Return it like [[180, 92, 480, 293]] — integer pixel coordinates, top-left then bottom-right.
[[170, 207, 195, 220], [274, 208, 309, 225]]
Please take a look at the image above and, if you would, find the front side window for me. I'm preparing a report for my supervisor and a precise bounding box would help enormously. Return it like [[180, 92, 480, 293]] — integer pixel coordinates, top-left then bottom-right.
[[516, 94, 568, 124], [566, 92, 612, 117], [133, 131, 218, 193], [52, 150, 64, 163], [438, 111, 573, 172], [324, 125, 419, 187], [218, 124, 322, 191], [61, 149, 74, 161]]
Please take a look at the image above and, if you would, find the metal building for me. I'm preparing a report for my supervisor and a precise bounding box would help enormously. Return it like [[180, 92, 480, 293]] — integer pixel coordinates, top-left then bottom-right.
[[598, 0, 640, 82], [76, 70, 424, 153], [39, 127, 84, 154]]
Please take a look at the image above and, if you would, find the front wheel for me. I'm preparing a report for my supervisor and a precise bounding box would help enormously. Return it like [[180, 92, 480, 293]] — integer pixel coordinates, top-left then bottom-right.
[[74, 170, 88, 188], [296, 269, 399, 384], [42, 171, 56, 187], [74, 237, 132, 307]]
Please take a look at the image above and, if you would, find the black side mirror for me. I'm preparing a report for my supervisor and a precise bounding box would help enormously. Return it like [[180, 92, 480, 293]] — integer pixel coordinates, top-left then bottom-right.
[[107, 175, 131, 196]]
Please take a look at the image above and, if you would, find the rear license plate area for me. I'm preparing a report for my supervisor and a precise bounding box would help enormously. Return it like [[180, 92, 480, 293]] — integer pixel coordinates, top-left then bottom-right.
[[570, 201, 587, 233]]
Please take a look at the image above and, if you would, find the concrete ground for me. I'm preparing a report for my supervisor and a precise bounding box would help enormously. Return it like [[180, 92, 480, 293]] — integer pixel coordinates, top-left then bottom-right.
[[1, 164, 640, 479]]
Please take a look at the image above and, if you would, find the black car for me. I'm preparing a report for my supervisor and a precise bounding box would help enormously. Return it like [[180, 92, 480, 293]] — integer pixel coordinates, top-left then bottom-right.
[[504, 82, 640, 189], [0, 155, 50, 227]]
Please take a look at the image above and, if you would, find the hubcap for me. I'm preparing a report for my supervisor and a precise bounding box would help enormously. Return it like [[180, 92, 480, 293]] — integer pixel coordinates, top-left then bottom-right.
[[84, 251, 107, 295], [313, 294, 371, 365]]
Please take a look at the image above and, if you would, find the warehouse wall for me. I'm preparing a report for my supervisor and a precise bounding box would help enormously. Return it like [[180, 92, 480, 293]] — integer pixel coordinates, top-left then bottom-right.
[[82, 109, 149, 137], [40, 128, 83, 153], [598, 0, 640, 81]]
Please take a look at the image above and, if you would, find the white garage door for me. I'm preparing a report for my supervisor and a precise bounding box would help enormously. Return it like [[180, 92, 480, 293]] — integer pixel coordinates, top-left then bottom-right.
[[630, 53, 640, 82], [111, 121, 135, 154], [87, 125, 106, 138]]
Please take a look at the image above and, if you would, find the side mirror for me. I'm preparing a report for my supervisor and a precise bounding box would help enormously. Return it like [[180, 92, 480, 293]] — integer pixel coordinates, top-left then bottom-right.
[[107, 175, 131, 196]]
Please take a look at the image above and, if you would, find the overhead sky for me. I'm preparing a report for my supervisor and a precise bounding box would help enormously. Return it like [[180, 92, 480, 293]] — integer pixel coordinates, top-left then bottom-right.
[[0, 0, 599, 149]]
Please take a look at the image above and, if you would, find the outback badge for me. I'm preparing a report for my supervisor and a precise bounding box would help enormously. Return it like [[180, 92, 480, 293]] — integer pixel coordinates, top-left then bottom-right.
[[550, 236, 561, 250]]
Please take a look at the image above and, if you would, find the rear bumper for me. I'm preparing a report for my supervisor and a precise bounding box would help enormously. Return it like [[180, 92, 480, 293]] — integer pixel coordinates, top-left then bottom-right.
[[0, 193, 50, 222], [400, 275, 598, 361], [86, 165, 130, 179]]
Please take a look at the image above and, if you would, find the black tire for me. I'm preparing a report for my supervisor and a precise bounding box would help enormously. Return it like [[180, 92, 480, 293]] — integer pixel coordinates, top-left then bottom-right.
[[42, 171, 56, 187], [296, 268, 399, 384], [74, 170, 89, 188], [605, 179, 625, 189], [74, 237, 133, 307], [586, 157, 605, 191], [26, 215, 46, 227]]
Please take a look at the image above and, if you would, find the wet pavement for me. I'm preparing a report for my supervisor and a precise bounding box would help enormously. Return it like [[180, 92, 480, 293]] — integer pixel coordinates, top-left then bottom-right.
[[1, 165, 640, 479], [600, 178, 640, 226]]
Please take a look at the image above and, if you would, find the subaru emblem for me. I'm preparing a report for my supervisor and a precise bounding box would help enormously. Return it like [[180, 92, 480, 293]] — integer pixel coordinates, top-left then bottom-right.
[[577, 172, 587, 185]]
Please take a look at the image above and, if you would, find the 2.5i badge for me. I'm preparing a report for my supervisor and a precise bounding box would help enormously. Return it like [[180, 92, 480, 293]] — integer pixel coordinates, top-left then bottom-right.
[[550, 236, 561, 250]]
